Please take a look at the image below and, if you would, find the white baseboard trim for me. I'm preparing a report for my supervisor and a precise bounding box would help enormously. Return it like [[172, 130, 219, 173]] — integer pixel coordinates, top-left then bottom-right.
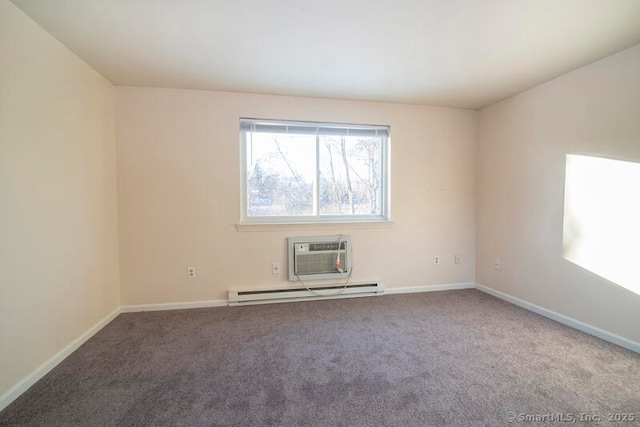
[[0, 307, 121, 412], [385, 282, 475, 295], [120, 299, 228, 313], [475, 283, 640, 354]]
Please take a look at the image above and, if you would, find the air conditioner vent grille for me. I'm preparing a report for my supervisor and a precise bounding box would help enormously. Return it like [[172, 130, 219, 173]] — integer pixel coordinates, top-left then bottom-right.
[[309, 242, 347, 251], [295, 253, 346, 276]]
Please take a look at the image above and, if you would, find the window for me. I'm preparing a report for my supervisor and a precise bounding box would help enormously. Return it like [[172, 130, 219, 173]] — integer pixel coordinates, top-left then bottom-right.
[[240, 119, 390, 223]]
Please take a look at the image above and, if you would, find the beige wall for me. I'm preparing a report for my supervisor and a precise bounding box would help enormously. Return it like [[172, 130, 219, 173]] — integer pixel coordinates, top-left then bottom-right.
[[116, 88, 477, 304], [476, 44, 640, 342], [0, 1, 119, 396]]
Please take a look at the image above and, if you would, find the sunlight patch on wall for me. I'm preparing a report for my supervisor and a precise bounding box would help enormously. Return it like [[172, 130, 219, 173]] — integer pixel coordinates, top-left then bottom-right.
[[563, 154, 640, 295]]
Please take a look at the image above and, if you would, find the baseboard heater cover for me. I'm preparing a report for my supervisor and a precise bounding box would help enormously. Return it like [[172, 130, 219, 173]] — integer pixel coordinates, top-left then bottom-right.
[[228, 282, 384, 306]]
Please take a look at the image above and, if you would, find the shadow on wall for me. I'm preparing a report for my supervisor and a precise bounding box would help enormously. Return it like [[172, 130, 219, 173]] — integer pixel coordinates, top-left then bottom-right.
[[563, 154, 640, 295]]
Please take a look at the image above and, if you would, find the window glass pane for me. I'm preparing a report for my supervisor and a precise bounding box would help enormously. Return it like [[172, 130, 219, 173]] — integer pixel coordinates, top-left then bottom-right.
[[246, 133, 315, 216], [318, 135, 382, 216]]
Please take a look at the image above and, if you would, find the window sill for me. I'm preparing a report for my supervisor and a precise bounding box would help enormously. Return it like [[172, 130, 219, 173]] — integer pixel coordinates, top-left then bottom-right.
[[236, 220, 394, 232]]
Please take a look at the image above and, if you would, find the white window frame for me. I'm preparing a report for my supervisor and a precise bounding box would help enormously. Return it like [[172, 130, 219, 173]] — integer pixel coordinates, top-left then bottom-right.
[[240, 118, 391, 224]]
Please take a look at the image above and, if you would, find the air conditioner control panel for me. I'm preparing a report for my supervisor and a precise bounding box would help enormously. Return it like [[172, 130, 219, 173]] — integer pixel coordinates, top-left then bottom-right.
[[294, 243, 309, 253]]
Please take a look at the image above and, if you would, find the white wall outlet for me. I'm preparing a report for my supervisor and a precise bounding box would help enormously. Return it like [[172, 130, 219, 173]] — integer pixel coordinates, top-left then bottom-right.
[[272, 262, 280, 274], [454, 254, 461, 264], [494, 258, 502, 270], [434, 256, 440, 265], [187, 267, 196, 278]]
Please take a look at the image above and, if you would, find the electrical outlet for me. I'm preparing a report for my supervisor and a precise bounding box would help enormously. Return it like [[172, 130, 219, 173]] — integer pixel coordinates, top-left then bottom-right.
[[434, 256, 440, 265], [187, 267, 196, 278], [454, 254, 461, 264], [272, 262, 280, 274], [494, 258, 502, 270]]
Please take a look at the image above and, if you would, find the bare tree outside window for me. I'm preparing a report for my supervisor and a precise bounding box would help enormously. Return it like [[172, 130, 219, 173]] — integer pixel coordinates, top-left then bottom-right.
[[318, 136, 381, 216]]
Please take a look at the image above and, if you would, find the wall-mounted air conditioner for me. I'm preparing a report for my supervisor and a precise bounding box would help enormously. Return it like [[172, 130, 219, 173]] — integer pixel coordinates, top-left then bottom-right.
[[288, 235, 352, 281]]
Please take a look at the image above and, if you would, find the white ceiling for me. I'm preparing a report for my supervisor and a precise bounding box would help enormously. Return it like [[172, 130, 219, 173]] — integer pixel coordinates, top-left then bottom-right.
[[11, 0, 640, 109]]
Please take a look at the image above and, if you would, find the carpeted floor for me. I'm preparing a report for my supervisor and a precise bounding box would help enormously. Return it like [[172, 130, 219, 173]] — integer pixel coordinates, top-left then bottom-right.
[[1, 290, 639, 426]]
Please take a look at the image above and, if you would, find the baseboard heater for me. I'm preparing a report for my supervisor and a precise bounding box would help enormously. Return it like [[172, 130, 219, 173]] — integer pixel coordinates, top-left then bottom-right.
[[228, 282, 384, 306]]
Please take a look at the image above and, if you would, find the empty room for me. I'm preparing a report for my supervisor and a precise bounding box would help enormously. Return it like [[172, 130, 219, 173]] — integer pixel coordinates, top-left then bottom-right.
[[1, 0, 640, 425]]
